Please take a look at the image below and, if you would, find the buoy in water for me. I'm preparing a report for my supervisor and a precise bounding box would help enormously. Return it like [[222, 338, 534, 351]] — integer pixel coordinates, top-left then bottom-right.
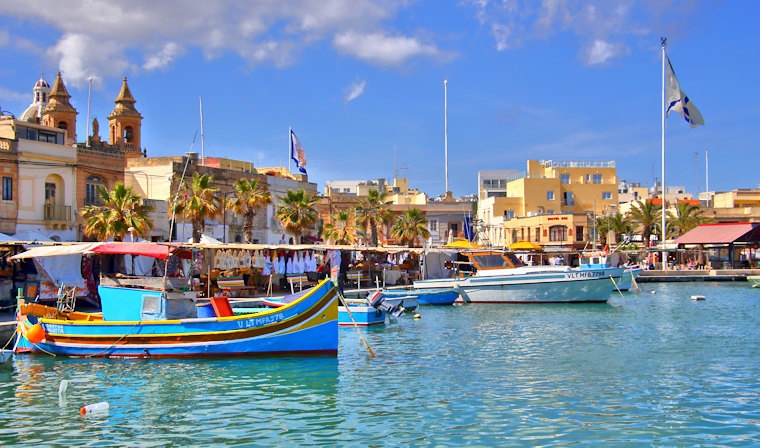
[[80, 402, 109, 415], [26, 324, 45, 344], [691, 295, 706, 301], [651, 290, 656, 294], [414, 313, 421, 319]]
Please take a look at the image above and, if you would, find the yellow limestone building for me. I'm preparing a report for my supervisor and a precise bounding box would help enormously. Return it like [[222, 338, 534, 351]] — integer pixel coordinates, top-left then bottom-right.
[[477, 160, 618, 250]]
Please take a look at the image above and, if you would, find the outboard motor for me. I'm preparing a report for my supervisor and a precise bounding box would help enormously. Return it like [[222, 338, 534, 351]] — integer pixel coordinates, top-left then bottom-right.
[[367, 291, 405, 318]]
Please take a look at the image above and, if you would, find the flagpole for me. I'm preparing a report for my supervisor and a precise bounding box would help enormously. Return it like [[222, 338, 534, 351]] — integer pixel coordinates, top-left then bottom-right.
[[661, 37, 667, 271], [444, 79, 449, 194], [288, 126, 292, 173]]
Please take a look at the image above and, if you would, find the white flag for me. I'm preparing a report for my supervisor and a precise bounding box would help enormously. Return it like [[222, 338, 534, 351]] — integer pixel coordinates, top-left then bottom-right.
[[666, 56, 704, 128]]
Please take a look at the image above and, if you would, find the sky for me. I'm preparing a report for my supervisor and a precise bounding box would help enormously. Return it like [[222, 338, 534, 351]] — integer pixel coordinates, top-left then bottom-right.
[[1, 1, 758, 200]]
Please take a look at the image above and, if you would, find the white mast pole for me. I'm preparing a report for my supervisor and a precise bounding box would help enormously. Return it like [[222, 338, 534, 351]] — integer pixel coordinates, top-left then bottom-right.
[[444, 79, 449, 194], [661, 37, 667, 271], [705, 149, 709, 194], [85, 77, 92, 147], [288, 126, 292, 173], [199, 97, 205, 165]]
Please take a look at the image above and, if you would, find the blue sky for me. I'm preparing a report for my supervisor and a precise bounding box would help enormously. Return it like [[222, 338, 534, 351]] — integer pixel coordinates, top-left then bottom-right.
[[1, 1, 758, 199]]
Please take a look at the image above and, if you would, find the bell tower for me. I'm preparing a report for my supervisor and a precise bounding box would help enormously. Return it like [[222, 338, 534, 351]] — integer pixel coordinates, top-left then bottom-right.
[[41, 72, 78, 144], [108, 77, 143, 158]]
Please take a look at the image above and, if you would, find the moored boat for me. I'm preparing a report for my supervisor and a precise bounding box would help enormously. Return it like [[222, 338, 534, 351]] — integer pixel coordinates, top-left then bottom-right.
[[383, 286, 458, 305], [578, 251, 640, 291], [446, 250, 622, 304], [12, 242, 338, 358], [748, 275, 760, 288]]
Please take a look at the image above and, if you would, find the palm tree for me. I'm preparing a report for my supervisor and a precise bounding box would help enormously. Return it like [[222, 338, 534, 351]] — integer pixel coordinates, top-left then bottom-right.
[[356, 189, 391, 247], [275, 188, 318, 243], [594, 216, 611, 248], [668, 202, 706, 237], [321, 209, 358, 245], [607, 212, 634, 245], [230, 178, 272, 243], [628, 199, 661, 248], [80, 181, 154, 241], [391, 208, 430, 247], [172, 172, 220, 243]]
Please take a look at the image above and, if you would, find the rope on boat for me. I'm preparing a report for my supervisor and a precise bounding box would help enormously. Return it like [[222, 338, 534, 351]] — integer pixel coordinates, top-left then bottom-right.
[[336, 283, 376, 359], [84, 320, 143, 358], [609, 276, 628, 305]]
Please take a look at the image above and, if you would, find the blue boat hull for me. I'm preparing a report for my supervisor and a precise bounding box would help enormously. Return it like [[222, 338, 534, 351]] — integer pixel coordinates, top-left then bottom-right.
[[16, 279, 338, 358]]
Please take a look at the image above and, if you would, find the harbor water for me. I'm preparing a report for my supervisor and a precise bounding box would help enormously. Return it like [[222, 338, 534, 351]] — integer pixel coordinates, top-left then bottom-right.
[[1, 282, 760, 446]]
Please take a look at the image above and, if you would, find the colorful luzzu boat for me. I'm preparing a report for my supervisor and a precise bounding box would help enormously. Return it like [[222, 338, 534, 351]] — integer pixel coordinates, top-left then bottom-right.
[[12, 242, 338, 358]]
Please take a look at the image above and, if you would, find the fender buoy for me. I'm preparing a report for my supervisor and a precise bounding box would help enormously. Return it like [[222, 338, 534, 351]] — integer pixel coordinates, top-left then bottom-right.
[[26, 323, 45, 344]]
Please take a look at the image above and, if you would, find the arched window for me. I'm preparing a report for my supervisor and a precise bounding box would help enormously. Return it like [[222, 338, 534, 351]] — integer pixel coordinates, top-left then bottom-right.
[[549, 225, 568, 242], [124, 126, 134, 142], [85, 175, 105, 206], [57, 121, 68, 131]]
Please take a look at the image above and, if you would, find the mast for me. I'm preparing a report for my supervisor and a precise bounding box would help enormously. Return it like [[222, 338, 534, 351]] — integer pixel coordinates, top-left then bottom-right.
[[444, 79, 449, 194], [199, 97, 205, 165], [705, 149, 709, 194], [661, 37, 667, 271], [85, 77, 92, 147]]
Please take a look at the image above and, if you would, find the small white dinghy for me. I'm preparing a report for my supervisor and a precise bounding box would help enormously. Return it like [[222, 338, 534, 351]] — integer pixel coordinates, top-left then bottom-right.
[[691, 295, 706, 301]]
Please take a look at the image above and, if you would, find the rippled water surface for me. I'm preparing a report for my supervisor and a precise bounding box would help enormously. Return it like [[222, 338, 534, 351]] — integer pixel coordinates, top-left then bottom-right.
[[2, 282, 760, 446]]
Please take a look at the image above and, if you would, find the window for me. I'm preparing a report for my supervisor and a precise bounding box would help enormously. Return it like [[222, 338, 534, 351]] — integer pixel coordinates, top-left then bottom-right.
[[45, 182, 56, 204], [124, 126, 134, 142], [602, 192, 612, 200], [575, 226, 584, 242], [563, 191, 574, 206], [535, 227, 540, 242], [546, 191, 554, 200], [560, 174, 570, 184], [592, 174, 602, 184], [504, 210, 514, 219], [483, 179, 506, 189], [429, 219, 438, 232], [549, 225, 567, 242], [2, 177, 11, 201], [85, 176, 105, 206]]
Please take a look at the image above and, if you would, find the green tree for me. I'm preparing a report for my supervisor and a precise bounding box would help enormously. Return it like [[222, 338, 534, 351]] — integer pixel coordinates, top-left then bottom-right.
[[391, 208, 430, 248], [594, 216, 611, 248], [321, 209, 359, 245], [628, 200, 662, 248], [275, 188, 318, 243], [607, 212, 635, 245], [356, 189, 391, 247], [80, 181, 154, 241], [230, 178, 272, 243], [667, 202, 706, 237], [173, 172, 220, 243]]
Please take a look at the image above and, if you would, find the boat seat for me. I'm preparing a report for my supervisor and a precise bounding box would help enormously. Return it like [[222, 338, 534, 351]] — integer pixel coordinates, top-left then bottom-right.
[[210, 296, 234, 317]]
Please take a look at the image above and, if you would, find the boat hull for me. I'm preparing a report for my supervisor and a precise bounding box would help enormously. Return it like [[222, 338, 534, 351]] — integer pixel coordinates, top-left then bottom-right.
[[384, 287, 458, 305], [748, 275, 760, 288], [15, 279, 338, 358], [457, 268, 620, 304], [338, 305, 386, 326]]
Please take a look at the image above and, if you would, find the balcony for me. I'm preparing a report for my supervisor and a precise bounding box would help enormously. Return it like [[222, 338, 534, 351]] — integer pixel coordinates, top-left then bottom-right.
[[44, 204, 72, 222]]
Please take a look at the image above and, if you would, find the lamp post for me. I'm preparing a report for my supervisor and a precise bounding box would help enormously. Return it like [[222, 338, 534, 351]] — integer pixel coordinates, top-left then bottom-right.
[[222, 191, 236, 243]]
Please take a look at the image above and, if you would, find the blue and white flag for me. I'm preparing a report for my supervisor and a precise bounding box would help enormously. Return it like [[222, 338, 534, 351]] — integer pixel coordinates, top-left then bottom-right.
[[665, 56, 705, 128], [290, 130, 307, 175]]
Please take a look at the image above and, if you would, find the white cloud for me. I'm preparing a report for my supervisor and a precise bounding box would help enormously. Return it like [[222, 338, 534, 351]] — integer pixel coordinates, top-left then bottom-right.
[[333, 31, 446, 66], [47, 33, 132, 87], [143, 42, 184, 71], [344, 80, 366, 102], [585, 39, 625, 65]]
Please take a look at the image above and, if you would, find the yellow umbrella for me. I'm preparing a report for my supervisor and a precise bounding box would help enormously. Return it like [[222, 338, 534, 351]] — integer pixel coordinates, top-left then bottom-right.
[[444, 239, 482, 249], [508, 240, 543, 251]]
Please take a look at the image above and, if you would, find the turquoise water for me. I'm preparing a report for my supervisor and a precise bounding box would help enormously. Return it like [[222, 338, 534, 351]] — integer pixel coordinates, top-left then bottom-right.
[[1, 282, 760, 446]]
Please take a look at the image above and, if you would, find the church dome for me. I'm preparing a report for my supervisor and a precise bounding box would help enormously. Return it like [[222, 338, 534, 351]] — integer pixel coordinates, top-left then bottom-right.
[[35, 78, 50, 89]]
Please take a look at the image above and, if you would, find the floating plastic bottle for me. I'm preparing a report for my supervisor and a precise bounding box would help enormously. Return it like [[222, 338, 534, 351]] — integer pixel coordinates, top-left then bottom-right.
[[80, 401, 109, 415], [58, 379, 69, 396]]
